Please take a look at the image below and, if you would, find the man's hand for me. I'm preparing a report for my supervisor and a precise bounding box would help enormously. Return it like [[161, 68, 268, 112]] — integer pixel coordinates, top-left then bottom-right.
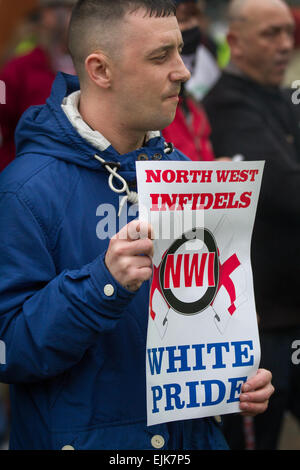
[[239, 368, 274, 416], [105, 220, 154, 292]]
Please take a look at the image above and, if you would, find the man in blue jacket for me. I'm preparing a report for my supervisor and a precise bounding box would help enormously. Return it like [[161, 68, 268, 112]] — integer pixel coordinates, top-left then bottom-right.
[[0, 0, 273, 450]]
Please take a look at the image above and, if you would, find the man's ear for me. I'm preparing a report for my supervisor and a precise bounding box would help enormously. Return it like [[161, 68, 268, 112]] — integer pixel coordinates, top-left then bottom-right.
[[85, 51, 112, 89], [227, 30, 243, 60]]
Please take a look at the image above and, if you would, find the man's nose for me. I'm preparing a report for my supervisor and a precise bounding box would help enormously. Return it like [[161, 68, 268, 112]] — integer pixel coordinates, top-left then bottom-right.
[[279, 30, 294, 52], [170, 55, 191, 83]]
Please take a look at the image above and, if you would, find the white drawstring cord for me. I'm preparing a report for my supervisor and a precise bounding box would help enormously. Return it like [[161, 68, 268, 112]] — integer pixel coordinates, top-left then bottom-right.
[[94, 143, 173, 217], [94, 154, 139, 217]]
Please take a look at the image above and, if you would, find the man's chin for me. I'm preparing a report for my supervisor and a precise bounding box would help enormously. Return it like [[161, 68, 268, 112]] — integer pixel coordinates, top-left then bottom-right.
[[267, 74, 286, 87], [156, 112, 178, 131]]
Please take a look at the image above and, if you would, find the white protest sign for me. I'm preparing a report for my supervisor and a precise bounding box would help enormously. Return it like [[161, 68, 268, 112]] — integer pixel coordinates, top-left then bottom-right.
[[136, 160, 265, 426]]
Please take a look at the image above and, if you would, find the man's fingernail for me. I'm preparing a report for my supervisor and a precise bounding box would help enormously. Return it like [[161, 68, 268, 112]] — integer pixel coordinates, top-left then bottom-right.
[[243, 384, 251, 392], [240, 394, 249, 401], [240, 402, 249, 410]]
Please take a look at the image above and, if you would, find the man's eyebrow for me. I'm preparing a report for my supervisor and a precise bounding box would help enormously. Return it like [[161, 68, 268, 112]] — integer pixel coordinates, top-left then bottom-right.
[[261, 22, 296, 33], [146, 42, 184, 57]]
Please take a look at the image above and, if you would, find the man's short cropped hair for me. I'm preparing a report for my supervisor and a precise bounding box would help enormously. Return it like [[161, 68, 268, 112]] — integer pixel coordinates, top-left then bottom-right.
[[68, 0, 176, 81]]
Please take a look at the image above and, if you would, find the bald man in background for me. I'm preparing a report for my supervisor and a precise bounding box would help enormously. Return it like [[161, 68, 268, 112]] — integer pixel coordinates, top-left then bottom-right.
[[203, 0, 300, 450]]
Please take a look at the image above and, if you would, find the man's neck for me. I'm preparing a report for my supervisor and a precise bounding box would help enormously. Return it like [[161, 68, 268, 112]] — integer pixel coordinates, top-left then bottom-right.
[[225, 61, 280, 90], [224, 61, 246, 78], [79, 92, 146, 155]]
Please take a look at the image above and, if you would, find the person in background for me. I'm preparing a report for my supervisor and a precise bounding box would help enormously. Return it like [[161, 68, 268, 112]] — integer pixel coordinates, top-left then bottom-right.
[[203, 0, 300, 450], [162, 0, 218, 162], [0, 0, 76, 171], [162, 89, 215, 162], [176, 0, 220, 101]]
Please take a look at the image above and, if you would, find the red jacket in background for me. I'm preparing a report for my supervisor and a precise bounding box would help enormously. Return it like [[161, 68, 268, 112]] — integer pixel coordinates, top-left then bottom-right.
[[162, 96, 215, 162], [0, 47, 55, 171]]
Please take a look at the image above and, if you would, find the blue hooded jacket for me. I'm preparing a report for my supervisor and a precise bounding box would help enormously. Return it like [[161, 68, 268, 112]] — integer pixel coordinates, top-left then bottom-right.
[[0, 73, 228, 450]]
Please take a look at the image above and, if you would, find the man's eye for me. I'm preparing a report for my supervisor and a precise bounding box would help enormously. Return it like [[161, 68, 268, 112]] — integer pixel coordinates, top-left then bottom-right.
[[262, 29, 279, 38], [153, 55, 167, 62]]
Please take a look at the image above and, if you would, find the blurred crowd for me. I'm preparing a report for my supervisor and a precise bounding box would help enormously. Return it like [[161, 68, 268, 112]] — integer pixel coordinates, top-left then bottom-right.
[[0, 0, 300, 450]]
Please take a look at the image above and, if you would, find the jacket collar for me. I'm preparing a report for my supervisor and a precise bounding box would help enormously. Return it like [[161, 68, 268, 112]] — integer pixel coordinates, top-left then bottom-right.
[[61, 90, 161, 153]]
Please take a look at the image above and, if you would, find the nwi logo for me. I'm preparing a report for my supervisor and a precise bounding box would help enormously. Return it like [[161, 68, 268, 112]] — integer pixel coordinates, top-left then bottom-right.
[[163, 252, 216, 289], [150, 227, 242, 321], [154, 228, 219, 316], [149, 217, 247, 337]]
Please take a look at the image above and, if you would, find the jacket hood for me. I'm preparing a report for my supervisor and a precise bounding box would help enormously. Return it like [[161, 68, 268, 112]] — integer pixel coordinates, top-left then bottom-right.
[[15, 72, 169, 172]]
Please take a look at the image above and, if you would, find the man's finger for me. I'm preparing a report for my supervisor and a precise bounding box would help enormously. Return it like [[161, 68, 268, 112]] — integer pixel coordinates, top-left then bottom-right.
[[240, 384, 274, 404], [239, 400, 269, 416], [114, 220, 154, 241], [242, 368, 273, 392], [116, 238, 153, 257], [130, 253, 153, 269]]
